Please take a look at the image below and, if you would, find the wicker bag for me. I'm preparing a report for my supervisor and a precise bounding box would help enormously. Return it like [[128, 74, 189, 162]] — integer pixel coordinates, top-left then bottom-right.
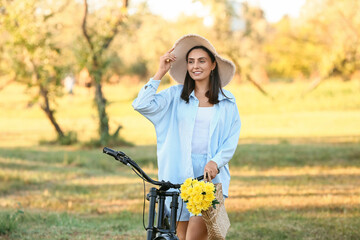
[[202, 175, 230, 240]]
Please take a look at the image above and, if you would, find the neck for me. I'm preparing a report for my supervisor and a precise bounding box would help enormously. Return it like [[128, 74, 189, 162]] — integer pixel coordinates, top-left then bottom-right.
[[194, 79, 210, 94]]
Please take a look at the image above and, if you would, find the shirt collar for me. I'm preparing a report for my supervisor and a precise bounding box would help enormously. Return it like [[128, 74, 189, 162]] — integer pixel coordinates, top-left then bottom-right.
[[190, 90, 235, 103]]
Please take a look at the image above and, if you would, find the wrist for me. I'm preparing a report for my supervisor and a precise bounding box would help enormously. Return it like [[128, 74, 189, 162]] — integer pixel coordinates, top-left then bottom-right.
[[153, 70, 167, 80], [209, 160, 219, 173]]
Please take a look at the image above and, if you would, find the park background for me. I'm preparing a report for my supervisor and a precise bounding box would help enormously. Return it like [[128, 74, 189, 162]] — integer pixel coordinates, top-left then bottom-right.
[[0, 0, 360, 239]]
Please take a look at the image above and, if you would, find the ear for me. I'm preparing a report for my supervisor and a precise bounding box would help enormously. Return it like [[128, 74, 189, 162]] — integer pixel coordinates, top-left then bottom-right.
[[212, 61, 217, 71]]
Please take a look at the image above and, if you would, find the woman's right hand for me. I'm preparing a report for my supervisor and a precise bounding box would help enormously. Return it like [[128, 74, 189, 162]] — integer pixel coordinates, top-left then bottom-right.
[[153, 48, 176, 80]]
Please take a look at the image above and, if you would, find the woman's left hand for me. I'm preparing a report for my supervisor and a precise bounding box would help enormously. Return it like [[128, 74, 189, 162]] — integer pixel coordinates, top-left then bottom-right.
[[204, 161, 219, 180]]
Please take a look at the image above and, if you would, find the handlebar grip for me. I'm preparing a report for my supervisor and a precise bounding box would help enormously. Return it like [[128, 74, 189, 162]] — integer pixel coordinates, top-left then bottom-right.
[[196, 175, 204, 181], [103, 147, 119, 158]]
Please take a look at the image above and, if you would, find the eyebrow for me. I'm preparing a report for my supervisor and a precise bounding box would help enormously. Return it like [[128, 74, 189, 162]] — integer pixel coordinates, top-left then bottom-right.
[[188, 57, 207, 60]]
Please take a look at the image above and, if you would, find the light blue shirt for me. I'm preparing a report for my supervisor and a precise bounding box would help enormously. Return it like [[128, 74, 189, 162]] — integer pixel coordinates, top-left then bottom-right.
[[132, 78, 241, 197]]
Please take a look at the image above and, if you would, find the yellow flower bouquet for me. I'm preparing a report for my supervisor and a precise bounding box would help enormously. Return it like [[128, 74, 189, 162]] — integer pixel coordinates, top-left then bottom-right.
[[180, 178, 220, 216]]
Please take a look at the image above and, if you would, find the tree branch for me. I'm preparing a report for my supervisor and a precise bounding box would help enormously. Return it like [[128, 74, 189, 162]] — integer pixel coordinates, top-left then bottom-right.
[[246, 73, 272, 98], [43, 0, 71, 21], [0, 78, 14, 91], [337, 8, 360, 40], [100, 0, 129, 52], [302, 76, 323, 96], [82, 0, 94, 52], [227, 50, 272, 98]]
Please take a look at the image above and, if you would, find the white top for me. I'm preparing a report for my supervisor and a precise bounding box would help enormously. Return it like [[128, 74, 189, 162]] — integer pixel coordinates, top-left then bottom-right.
[[191, 107, 215, 154]]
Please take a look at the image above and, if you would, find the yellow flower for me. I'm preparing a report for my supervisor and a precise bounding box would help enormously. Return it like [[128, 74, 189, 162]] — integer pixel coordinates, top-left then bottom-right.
[[180, 178, 218, 215], [204, 182, 215, 193], [188, 203, 202, 216], [183, 178, 192, 188], [180, 191, 190, 201], [204, 192, 215, 202], [192, 184, 202, 195], [192, 194, 203, 204], [191, 179, 199, 186]]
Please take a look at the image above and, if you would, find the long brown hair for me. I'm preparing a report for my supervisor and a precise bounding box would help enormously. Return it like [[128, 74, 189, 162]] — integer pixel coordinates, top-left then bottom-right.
[[180, 46, 228, 104]]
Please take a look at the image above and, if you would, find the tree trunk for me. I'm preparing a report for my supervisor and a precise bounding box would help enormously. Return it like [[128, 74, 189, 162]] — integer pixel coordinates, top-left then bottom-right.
[[302, 74, 323, 96], [94, 80, 110, 145], [39, 84, 65, 138], [31, 60, 65, 139], [0, 78, 14, 91], [246, 73, 272, 98], [81, 0, 128, 145]]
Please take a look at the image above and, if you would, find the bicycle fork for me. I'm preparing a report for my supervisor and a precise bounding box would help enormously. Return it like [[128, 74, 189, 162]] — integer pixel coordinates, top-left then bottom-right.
[[146, 187, 179, 240]]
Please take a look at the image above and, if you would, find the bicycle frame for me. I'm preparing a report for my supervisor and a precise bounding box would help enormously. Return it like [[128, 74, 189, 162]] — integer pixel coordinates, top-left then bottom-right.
[[103, 147, 204, 240]]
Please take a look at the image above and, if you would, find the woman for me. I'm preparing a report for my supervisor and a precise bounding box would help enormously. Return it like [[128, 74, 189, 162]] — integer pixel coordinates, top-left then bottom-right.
[[132, 34, 241, 240]]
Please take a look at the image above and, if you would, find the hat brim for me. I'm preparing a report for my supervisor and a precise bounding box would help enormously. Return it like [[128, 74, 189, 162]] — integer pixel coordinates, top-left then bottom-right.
[[169, 34, 236, 87]]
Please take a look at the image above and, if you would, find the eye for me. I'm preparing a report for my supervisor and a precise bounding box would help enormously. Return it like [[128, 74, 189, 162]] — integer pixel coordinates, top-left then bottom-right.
[[200, 60, 205, 63]]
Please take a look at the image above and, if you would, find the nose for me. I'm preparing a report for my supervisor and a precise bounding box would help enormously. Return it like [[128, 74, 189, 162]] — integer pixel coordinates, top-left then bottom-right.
[[194, 61, 199, 68]]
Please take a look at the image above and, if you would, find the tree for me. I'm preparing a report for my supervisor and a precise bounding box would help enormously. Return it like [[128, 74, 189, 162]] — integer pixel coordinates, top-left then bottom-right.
[[0, 0, 76, 144], [267, 0, 360, 85], [197, 0, 271, 96], [264, 16, 325, 80], [80, 0, 129, 146], [301, 0, 360, 80], [112, 4, 210, 83]]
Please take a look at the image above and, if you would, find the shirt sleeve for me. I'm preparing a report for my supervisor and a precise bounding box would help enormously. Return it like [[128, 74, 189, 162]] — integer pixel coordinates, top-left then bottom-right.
[[132, 78, 174, 125], [211, 103, 241, 169]]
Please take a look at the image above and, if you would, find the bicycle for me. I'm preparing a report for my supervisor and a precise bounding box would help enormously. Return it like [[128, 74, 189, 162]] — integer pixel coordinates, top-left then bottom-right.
[[103, 147, 204, 240]]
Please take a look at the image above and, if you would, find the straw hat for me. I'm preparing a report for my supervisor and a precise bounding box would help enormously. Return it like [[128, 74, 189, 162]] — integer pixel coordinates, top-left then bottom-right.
[[169, 34, 236, 87]]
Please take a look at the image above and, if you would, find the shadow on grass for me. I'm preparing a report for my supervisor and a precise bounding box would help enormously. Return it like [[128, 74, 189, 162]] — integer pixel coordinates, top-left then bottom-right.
[[230, 189, 360, 199], [2, 206, 359, 240], [0, 209, 145, 240], [231, 173, 360, 186], [1, 142, 360, 196], [232, 141, 360, 168], [1, 140, 360, 170], [228, 206, 360, 240], [0, 145, 157, 167], [1, 137, 359, 239]]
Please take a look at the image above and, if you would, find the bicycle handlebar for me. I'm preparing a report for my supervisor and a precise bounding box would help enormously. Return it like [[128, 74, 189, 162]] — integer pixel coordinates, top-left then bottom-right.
[[103, 147, 204, 190], [103, 147, 129, 165], [103, 147, 120, 159]]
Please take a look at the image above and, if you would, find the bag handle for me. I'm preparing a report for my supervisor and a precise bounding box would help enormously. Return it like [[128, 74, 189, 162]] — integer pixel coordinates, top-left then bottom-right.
[[204, 172, 212, 183]]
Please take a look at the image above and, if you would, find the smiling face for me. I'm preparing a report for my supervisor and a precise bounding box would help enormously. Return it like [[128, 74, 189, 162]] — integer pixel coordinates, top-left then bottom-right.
[[186, 48, 216, 84]]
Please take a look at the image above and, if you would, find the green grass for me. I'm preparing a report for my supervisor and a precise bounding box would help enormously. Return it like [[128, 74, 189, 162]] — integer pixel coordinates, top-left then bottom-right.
[[233, 142, 360, 168], [0, 142, 360, 239], [0, 210, 144, 240], [228, 208, 360, 240], [0, 208, 24, 236], [0, 79, 360, 239]]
